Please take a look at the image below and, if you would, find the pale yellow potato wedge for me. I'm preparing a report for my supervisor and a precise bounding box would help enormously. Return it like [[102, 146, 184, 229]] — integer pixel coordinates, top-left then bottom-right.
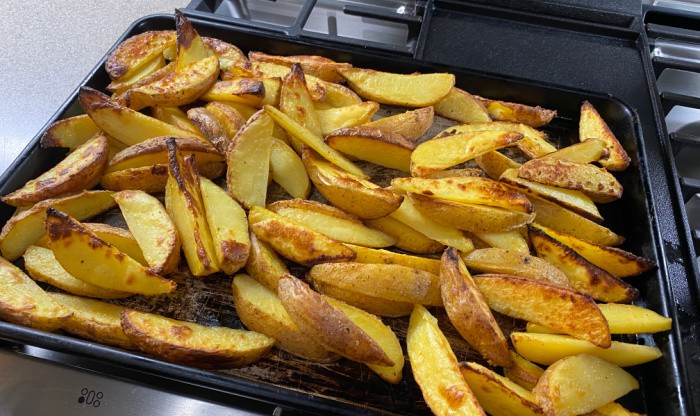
[[0, 256, 72, 332], [200, 78, 267, 107], [362, 106, 435, 141], [580, 101, 630, 171], [504, 350, 545, 391], [317, 101, 379, 135], [269, 138, 311, 199], [248, 51, 352, 83], [24, 245, 131, 299], [204, 101, 247, 139], [411, 131, 522, 177], [108, 54, 167, 95], [226, 109, 274, 209], [2, 135, 109, 207], [472, 230, 530, 254], [186, 107, 229, 155], [474, 274, 611, 347], [231, 274, 339, 362], [279, 63, 323, 142], [121, 308, 274, 369], [511, 332, 663, 367], [532, 354, 639, 416], [114, 190, 180, 275], [101, 162, 225, 193], [302, 149, 402, 219], [325, 126, 416, 172], [529, 224, 638, 303], [39, 114, 102, 149], [105, 30, 176, 80], [174, 10, 211, 71], [165, 140, 220, 276], [539, 138, 610, 164], [200, 177, 250, 275], [439, 121, 555, 159], [338, 67, 454, 107], [248, 206, 356, 266], [434, 87, 491, 123], [267, 199, 395, 248], [346, 244, 441, 275], [45, 208, 176, 295], [276, 275, 392, 366], [105, 136, 222, 174], [312, 280, 414, 317], [475, 150, 521, 180], [151, 107, 206, 138], [50, 292, 133, 349], [440, 247, 511, 367], [476, 97, 557, 128], [406, 304, 486, 415], [462, 247, 570, 287], [0, 190, 115, 261], [364, 215, 444, 254], [459, 362, 544, 416], [317, 81, 363, 108], [532, 224, 656, 278], [245, 231, 289, 291]]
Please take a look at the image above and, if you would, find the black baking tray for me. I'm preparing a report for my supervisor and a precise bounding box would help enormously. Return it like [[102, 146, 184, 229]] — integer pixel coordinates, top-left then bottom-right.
[[0, 4, 698, 415]]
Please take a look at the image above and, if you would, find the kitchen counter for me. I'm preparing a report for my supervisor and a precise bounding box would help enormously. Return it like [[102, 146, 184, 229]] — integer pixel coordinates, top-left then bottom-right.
[[0, 1, 184, 175]]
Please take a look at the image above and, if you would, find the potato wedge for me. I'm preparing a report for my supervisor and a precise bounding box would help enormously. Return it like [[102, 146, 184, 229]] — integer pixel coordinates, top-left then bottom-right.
[[245, 231, 289, 291], [580, 101, 630, 171], [475, 151, 521, 180], [476, 97, 556, 128], [518, 158, 623, 203], [249, 61, 326, 102], [39, 114, 102, 149], [406, 304, 485, 415], [440, 247, 512, 367], [105, 136, 222, 174], [312, 280, 414, 317], [472, 230, 530, 254], [338, 67, 454, 107], [590, 402, 643, 416], [302, 148, 402, 219], [362, 106, 435, 141], [0, 190, 115, 260], [529, 224, 638, 303], [539, 138, 610, 164], [174, 10, 211, 70], [279, 63, 323, 141], [317, 101, 379, 136], [151, 107, 206, 138], [439, 121, 555, 159], [511, 332, 663, 367], [202, 37, 248, 73], [504, 350, 545, 391], [325, 126, 416, 172], [101, 162, 225, 193], [462, 248, 569, 287], [434, 87, 491, 123], [105, 30, 176, 80], [186, 107, 229, 155], [121, 308, 274, 369], [411, 131, 522, 177], [269, 138, 311, 199], [364, 215, 444, 254], [248, 206, 356, 266], [459, 362, 544, 416], [204, 101, 247, 139], [108, 55, 168, 95], [2, 135, 109, 207], [267, 199, 395, 248], [248, 51, 352, 83], [0, 256, 72, 331], [50, 292, 133, 349], [276, 275, 392, 366], [200, 177, 250, 275], [346, 244, 441, 275], [200, 78, 267, 107], [474, 274, 611, 347], [532, 354, 639, 416], [423, 167, 486, 179], [232, 274, 339, 362]]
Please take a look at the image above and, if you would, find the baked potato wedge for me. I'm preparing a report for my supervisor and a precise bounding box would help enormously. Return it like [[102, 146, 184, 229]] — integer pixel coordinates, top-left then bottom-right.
[[346, 244, 441, 275], [325, 126, 416, 173], [317, 101, 379, 136], [244, 231, 289, 291], [433, 87, 491, 123], [200, 78, 267, 107], [579, 101, 630, 171], [439, 121, 555, 159], [278, 63, 323, 141], [249, 61, 326, 102], [362, 106, 435, 141], [151, 106, 206, 138], [39, 114, 102, 149], [105, 136, 222, 174], [107, 54, 168, 95], [202, 36, 248, 74], [475, 150, 521, 180], [311, 279, 413, 317], [504, 350, 545, 391], [364, 215, 445, 254], [174, 9, 211, 70], [476, 97, 557, 128], [204, 101, 247, 139], [248, 51, 352, 83], [462, 247, 570, 287], [472, 230, 530, 254], [104, 30, 176, 80], [539, 138, 610, 164], [269, 138, 311, 199], [186, 107, 229, 155], [101, 162, 225, 193]]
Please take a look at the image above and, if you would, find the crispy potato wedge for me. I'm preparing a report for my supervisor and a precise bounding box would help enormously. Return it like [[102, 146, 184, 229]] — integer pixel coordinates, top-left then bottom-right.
[[472, 230, 530, 254], [107, 54, 168, 95], [268, 199, 395, 248], [325, 126, 416, 172], [504, 350, 545, 391], [406, 304, 486, 415], [166, 140, 219, 276], [346, 244, 441, 275], [459, 362, 544, 416], [276, 275, 392, 366], [248, 51, 352, 83], [244, 231, 289, 291], [186, 107, 229, 155], [433, 87, 491, 123], [248, 206, 356, 266], [312, 279, 414, 317], [45, 208, 176, 295], [440, 248, 512, 367], [249, 61, 326, 102], [423, 167, 486, 179], [279, 63, 323, 142], [462, 248, 570, 287], [39, 114, 102, 149], [0, 256, 72, 331], [364, 215, 444, 254], [232, 274, 339, 362], [474, 274, 611, 347], [105, 30, 176, 80], [2, 135, 109, 207], [362, 106, 435, 141], [151, 106, 206, 138], [529, 224, 638, 303], [105, 136, 222, 174], [476, 97, 557, 128], [200, 177, 250, 275], [475, 151, 521, 180], [580, 101, 630, 171], [112, 62, 177, 105], [532, 354, 639, 416], [200, 78, 267, 107], [269, 138, 311, 199], [0, 190, 115, 260], [302, 149, 402, 219], [101, 162, 225, 193], [539, 138, 610, 164], [511, 332, 663, 367], [47, 222, 147, 266], [440, 121, 555, 159], [338, 67, 454, 107], [204, 101, 247, 139], [518, 158, 623, 203], [121, 308, 274, 369], [202, 37, 248, 73], [24, 245, 131, 299], [411, 131, 522, 177], [317, 102, 379, 136], [226, 109, 274, 209], [50, 292, 133, 349], [532, 224, 655, 278], [174, 10, 211, 70]]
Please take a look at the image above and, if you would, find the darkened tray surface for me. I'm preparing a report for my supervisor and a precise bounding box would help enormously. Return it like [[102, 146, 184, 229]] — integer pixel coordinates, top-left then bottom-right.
[[0, 9, 697, 416]]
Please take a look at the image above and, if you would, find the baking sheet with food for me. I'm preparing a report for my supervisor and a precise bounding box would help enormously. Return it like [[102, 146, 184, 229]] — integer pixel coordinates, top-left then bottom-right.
[[0, 10, 672, 416]]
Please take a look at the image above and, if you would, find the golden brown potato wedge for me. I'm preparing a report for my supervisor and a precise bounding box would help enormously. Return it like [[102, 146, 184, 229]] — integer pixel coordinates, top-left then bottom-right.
[[244, 231, 289, 291], [580, 101, 630, 171], [590, 402, 643, 416], [269, 138, 311, 199], [0, 256, 72, 332], [121, 308, 274, 369], [504, 350, 545, 391], [174, 10, 211, 70], [312, 280, 414, 317], [325, 126, 416, 173], [105, 30, 176, 80], [363, 215, 445, 254], [440, 247, 512, 367], [248, 206, 356, 266], [433, 87, 491, 123], [475, 151, 521, 180], [472, 230, 530, 254], [317, 102, 379, 136], [0, 190, 115, 261], [529, 224, 638, 303], [362, 106, 435, 141], [200, 78, 267, 107], [462, 248, 570, 287], [249, 61, 326, 102], [151, 107, 206, 138], [101, 162, 225, 193], [2, 135, 109, 207], [278, 63, 323, 141], [346, 244, 441, 275], [186, 107, 229, 155], [439, 121, 555, 159], [406, 304, 486, 415], [539, 138, 610, 164], [338, 67, 454, 107], [232, 274, 339, 362], [39, 114, 102, 149], [248, 51, 352, 83], [50, 292, 133, 349], [532, 354, 639, 416], [476, 97, 556, 128], [202, 37, 248, 73], [276, 275, 392, 366], [518, 158, 623, 203], [105, 136, 222, 174], [108, 54, 168, 95], [423, 167, 486, 179], [112, 62, 176, 104], [204, 101, 247, 139]]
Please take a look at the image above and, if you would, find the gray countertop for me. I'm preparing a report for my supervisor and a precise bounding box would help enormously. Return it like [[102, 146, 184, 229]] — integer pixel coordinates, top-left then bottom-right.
[[0, 1, 184, 175]]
